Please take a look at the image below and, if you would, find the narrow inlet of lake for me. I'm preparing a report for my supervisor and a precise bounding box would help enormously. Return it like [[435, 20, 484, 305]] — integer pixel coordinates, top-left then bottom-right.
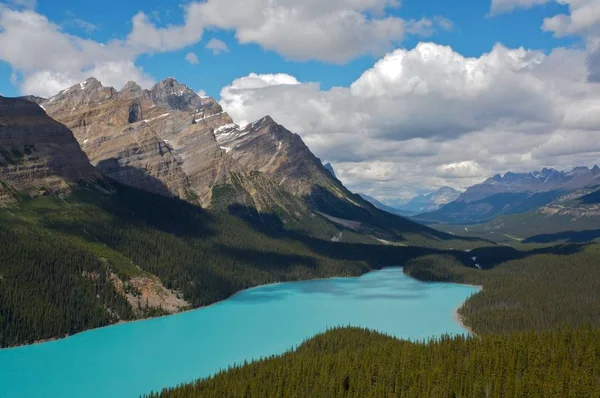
[[0, 267, 479, 398]]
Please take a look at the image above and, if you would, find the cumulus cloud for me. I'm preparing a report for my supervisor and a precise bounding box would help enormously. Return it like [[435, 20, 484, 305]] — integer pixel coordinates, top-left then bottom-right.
[[205, 38, 229, 54], [0, 6, 153, 97], [541, 1, 600, 82], [185, 52, 200, 65], [542, 0, 600, 37], [493, 0, 600, 82], [0, 1, 454, 97], [219, 42, 600, 198], [126, 7, 205, 53], [126, 0, 452, 63], [436, 161, 487, 179]]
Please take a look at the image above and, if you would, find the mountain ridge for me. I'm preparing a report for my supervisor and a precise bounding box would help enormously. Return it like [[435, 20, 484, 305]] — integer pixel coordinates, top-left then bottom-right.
[[419, 166, 600, 224], [36, 77, 465, 247]]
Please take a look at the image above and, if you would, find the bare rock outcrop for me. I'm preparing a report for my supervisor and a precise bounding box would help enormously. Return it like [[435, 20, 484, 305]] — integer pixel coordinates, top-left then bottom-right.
[[0, 96, 98, 196], [41, 78, 356, 215]]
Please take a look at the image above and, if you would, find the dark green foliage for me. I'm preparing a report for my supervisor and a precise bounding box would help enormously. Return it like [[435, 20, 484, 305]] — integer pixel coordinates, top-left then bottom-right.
[[0, 228, 134, 347], [149, 243, 600, 397], [404, 244, 600, 334], [0, 182, 441, 347], [148, 327, 600, 398]]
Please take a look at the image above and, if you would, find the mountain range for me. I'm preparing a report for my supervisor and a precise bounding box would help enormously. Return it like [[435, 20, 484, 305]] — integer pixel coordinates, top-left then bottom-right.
[[33, 77, 457, 246], [418, 167, 600, 225], [0, 78, 487, 347]]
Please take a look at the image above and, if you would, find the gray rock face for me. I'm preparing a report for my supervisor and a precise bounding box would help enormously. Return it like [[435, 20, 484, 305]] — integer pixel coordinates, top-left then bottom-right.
[[32, 77, 453, 246], [0, 96, 98, 196], [39, 78, 360, 216], [150, 78, 221, 114], [41, 78, 228, 201], [459, 167, 600, 204]]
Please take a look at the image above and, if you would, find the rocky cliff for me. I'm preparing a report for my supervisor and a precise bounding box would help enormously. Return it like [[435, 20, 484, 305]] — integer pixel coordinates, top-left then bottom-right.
[[0, 96, 98, 198], [39, 77, 457, 245], [40, 78, 363, 216]]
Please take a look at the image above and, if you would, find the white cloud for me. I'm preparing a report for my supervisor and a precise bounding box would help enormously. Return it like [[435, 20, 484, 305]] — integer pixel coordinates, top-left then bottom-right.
[[541, 1, 600, 82], [491, 0, 600, 81], [436, 161, 487, 179], [542, 0, 600, 37], [433, 16, 454, 31], [0, 6, 153, 97], [185, 52, 200, 65], [126, 0, 452, 63], [126, 7, 205, 53], [205, 38, 229, 54], [219, 42, 600, 198], [0, 2, 454, 97]]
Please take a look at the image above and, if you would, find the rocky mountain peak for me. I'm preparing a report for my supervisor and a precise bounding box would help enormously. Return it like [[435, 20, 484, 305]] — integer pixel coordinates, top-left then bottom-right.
[[150, 78, 221, 113], [0, 96, 98, 197], [44, 78, 117, 110], [592, 165, 600, 174], [571, 166, 590, 175], [120, 81, 143, 93]]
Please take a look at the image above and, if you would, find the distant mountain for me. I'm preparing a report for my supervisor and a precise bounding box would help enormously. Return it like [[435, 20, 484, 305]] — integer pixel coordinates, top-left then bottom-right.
[[1, 95, 479, 348], [39, 77, 462, 247], [458, 167, 600, 203], [359, 194, 416, 217], [418, 167, 600, 224], [399, 187, 461, 214]]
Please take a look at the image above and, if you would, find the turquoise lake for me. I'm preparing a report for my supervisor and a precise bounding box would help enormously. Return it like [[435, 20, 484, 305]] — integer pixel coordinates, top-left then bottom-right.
[[0, 267, 478, 397]]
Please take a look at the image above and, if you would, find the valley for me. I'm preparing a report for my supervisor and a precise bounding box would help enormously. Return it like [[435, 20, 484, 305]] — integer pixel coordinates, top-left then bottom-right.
[[0, 269, 477, 398], [1, 83, 600, 397], [2, 1, 600, 396]]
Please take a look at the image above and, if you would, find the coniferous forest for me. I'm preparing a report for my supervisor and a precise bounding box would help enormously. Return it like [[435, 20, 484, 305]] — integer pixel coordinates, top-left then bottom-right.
[[3, 182, 600, 397], [149, 327, 600, 398], [0, 182, 437, 347], [148, 238, 600, 397]]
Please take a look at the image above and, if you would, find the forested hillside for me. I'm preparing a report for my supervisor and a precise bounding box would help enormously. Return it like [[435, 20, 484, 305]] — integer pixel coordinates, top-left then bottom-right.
[[149, 327, 600, 398], [149, 241, 600, 397], [404, 245, 600, 334], [0, 181, 451, 348]]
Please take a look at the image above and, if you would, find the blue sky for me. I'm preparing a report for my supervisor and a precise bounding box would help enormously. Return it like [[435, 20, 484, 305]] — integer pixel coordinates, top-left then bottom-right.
[[1, 0, 598, 201], [0, 0, 577, 98]]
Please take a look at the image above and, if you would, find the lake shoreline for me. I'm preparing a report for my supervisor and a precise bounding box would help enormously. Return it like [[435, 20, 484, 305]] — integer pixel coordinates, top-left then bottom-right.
[[1, 269, 384, 351], [451, 284, 483, 336], [0, 267, 479, 398], [2, 267, 480, 351]]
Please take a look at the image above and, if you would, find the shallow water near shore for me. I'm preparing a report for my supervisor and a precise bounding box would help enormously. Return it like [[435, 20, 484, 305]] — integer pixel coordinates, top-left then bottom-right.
[[0, 267, 478, 398]]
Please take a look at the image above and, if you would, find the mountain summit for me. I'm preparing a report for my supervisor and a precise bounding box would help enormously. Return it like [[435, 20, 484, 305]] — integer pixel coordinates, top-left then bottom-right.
[[38, 78, 455, 246]]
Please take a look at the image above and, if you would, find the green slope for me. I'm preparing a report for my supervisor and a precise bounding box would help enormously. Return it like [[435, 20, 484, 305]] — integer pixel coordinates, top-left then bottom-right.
[[2, 179, 474, 348], [149, 327, 600, 398], [148, 242, 600, 398]]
